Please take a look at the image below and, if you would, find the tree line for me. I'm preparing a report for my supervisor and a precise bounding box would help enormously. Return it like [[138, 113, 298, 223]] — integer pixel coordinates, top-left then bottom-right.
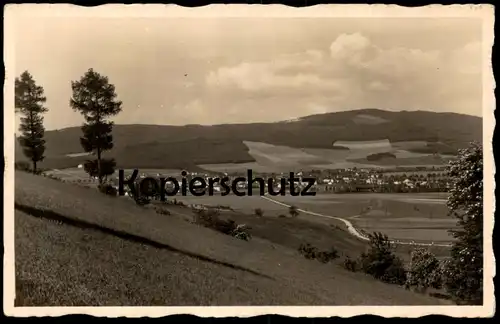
[[13, 70, 484, 305], [15, 68, 121, 185]]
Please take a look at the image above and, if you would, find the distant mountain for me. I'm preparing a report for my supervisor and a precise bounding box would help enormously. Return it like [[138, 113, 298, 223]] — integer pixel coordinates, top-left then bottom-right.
[[16, 109, 482, 170]]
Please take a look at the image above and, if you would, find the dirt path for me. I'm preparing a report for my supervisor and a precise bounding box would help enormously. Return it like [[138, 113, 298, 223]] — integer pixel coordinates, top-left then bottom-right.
[[260, 195, 452, 248]]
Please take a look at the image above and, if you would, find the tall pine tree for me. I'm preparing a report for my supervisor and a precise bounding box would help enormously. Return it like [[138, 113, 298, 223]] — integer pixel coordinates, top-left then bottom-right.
[[444, 142, 483, 305], [70, 69, 122, 185], [15, 71, 48, 173]]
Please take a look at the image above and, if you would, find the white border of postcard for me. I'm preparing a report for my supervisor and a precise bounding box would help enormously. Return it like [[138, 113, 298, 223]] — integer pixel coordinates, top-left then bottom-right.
[[3, 3, 496, 318]]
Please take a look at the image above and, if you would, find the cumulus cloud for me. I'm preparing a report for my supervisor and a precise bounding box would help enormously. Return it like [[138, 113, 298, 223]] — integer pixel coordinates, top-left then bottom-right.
[[205, 50, 333, 94], [449, 41, 482, 75], [205, 32, 483, 117], [13, 17, 484, 129], [329, 32, 376, 66], [367, 81, 390, 92]]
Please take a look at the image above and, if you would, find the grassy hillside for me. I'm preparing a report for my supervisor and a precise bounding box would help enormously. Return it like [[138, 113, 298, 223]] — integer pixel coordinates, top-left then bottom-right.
[[16, 109, 481, 170], [14, 171, 448, 306]]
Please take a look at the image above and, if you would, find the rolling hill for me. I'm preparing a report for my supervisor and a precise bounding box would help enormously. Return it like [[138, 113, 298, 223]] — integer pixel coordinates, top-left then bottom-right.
[[15, 109, 482, 171], [14, 171, 448, 305]]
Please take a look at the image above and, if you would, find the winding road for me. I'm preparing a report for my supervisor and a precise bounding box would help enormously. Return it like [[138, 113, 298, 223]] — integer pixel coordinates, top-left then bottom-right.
[[260, 195, 452, 248]]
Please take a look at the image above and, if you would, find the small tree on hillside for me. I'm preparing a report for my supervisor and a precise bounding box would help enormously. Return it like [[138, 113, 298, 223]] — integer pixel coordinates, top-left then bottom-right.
[[15, 71, 48, 173], [443, 142, 483, 305], [406, 248, 442, 293], [83, 158, 117, 182], [70, 69, 122, 185]]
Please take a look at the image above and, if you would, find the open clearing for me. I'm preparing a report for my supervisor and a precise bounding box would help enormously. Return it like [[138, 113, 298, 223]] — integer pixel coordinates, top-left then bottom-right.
[[244, 141, 332, 166], [198, 162, 286, 174], [352, 114, 389, 125], [65, 152, 93, 158]]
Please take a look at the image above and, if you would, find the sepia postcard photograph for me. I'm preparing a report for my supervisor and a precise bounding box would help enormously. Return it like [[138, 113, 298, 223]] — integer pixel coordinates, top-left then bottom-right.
[[3, 3, 495, 318]]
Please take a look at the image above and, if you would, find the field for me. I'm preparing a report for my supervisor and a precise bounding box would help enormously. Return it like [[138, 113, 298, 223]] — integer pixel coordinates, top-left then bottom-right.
[[352, 114, 390, 125], [267, 193, 454, 244], [199, 139, 457, 173], [198, 162, 286, 174], [382, 170, 448, 177], [14, 171, 449, 305]]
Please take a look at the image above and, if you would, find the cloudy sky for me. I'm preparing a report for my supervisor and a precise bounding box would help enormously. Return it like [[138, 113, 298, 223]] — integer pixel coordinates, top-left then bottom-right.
[[11, 14, 483, 130]]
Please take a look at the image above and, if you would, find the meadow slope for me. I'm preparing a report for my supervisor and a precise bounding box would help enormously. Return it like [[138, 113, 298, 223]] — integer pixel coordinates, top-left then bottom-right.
[[13, 172, 448, 306], [19, 109, 481, 170]]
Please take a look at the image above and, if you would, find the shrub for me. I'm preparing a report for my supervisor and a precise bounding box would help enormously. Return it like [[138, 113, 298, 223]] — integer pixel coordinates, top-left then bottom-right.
[[98, 183, 118, 197], [255, 208, 264, 217], [289, 205, 299, 218], [15, 161, 31, 172], [358, 232, 407, 285], [298, 243, 338, 263], [192, 208, 251, 240], [380, 257, 407, 285], [45, 174, 62, 182], [194, 208, 220, 227], [298, 243, 319, 259], [33, 168, 44, 175], [406, 248, 443, 292], [317, 247, 339, 263], [134, 196, 151, 206], [343, 256, 358, 272], [155, 207, 171, 216], [429, 259, 447, 290], [278, 214, 287, 218], [231, 224, 252, 241], [213, 218, 236, 235], [330, 224, 344, 231], [191, 204, 253, 240]]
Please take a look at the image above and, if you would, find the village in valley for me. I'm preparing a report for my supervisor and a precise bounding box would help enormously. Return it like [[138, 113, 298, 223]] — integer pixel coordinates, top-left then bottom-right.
[[52, 164, 452, 196]]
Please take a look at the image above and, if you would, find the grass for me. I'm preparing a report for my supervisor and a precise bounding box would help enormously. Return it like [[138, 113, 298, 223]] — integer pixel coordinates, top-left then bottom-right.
[[15, 210, 290, 306], [205, 207, 368, 256], [13, 171, 449, 305], [176, 194, 287, 215]]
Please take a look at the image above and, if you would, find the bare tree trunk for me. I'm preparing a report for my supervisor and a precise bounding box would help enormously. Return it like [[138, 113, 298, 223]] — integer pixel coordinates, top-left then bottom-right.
[[97, 147, 102, 185]]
